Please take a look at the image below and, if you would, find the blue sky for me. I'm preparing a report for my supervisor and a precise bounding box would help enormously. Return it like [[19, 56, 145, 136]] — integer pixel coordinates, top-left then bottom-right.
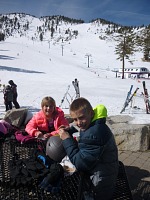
[[0, 0, 150, 26]]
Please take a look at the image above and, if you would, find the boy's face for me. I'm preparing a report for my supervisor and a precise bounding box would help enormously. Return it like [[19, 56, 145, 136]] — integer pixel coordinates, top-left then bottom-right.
[[70, 108, 94, 131]]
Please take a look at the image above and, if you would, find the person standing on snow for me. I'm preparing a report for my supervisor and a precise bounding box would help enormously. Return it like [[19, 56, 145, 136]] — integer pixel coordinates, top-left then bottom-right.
[[8, 80, 20, 109], [3, 85, 13, 111]]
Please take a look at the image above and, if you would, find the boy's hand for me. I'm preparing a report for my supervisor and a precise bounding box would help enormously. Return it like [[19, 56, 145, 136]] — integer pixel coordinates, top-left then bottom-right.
[[58, 128, 70, 140], [58, 125, 70, 130]]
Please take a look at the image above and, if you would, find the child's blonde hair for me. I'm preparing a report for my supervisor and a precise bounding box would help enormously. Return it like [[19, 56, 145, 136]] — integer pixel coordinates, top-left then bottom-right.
[[41, 96, 56, 108]]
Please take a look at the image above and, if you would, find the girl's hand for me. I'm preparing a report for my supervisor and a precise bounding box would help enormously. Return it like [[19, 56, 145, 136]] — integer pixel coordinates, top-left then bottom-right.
[[43, 133, 50, 139], [35, 131, 43, 138]]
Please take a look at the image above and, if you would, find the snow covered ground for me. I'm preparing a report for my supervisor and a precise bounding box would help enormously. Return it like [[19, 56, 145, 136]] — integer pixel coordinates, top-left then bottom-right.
[[0, 21, 150, 124]]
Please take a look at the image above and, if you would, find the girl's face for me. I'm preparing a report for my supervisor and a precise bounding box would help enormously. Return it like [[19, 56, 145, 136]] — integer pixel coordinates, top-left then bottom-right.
[[42, 103, 55, 118], [70, 108, 94, 131]]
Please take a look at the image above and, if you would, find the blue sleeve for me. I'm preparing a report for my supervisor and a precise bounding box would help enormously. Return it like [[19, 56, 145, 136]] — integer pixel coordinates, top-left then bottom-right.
[[62, 137, 104, 172]]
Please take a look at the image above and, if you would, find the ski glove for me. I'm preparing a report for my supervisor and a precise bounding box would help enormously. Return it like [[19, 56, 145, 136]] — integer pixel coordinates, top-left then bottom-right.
[[39, 163, 64, 190]]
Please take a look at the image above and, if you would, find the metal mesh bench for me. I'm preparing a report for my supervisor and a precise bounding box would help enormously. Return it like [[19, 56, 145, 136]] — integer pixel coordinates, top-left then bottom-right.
[[0, 139, 133, 200]]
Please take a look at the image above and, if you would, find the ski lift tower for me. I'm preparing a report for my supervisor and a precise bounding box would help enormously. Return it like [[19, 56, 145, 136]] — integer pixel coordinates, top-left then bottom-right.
[[48, 40, 51, 49], [85, 53, 92, 68], [61, 44, 64, 56]]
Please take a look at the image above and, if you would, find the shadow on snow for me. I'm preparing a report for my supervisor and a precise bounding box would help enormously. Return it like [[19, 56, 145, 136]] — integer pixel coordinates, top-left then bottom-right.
[[0, 66, 45, 74]]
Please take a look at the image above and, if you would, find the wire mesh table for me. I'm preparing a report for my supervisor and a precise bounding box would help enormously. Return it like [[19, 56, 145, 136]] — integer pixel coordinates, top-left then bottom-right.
[[0, 139, 133, 200]]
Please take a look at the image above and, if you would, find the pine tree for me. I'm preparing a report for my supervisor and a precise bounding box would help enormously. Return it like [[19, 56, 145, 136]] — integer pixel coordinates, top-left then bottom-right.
[[39, 32, 43, 41], [0, 33, 5, 41], [143, 28, 150, 61], [115, 30, 136, 79]]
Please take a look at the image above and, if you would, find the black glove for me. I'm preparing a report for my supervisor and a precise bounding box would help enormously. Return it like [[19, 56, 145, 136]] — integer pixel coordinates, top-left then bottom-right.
[[39, 163, 64, 189], [44, 178, 62, 193]]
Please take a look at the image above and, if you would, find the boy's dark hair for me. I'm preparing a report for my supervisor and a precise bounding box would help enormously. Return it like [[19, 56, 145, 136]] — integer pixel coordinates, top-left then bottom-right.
[[70, 97, 93, 113]]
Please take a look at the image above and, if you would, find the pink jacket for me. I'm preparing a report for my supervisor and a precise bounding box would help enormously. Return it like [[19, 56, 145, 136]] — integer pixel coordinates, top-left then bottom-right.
[[25, 107, 69, 137]]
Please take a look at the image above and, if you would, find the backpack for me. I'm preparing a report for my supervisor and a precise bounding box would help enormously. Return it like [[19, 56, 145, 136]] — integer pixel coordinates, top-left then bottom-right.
[[0, 120, 14, 138], [15, 130, 37, 144]]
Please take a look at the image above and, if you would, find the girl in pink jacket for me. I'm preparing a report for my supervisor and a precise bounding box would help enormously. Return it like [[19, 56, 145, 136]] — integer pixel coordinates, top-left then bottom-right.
[[25, 96, 69, 139]]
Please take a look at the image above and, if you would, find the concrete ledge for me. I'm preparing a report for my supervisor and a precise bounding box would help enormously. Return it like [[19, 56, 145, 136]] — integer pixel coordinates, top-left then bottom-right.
[[107, 115, 150, 151]]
